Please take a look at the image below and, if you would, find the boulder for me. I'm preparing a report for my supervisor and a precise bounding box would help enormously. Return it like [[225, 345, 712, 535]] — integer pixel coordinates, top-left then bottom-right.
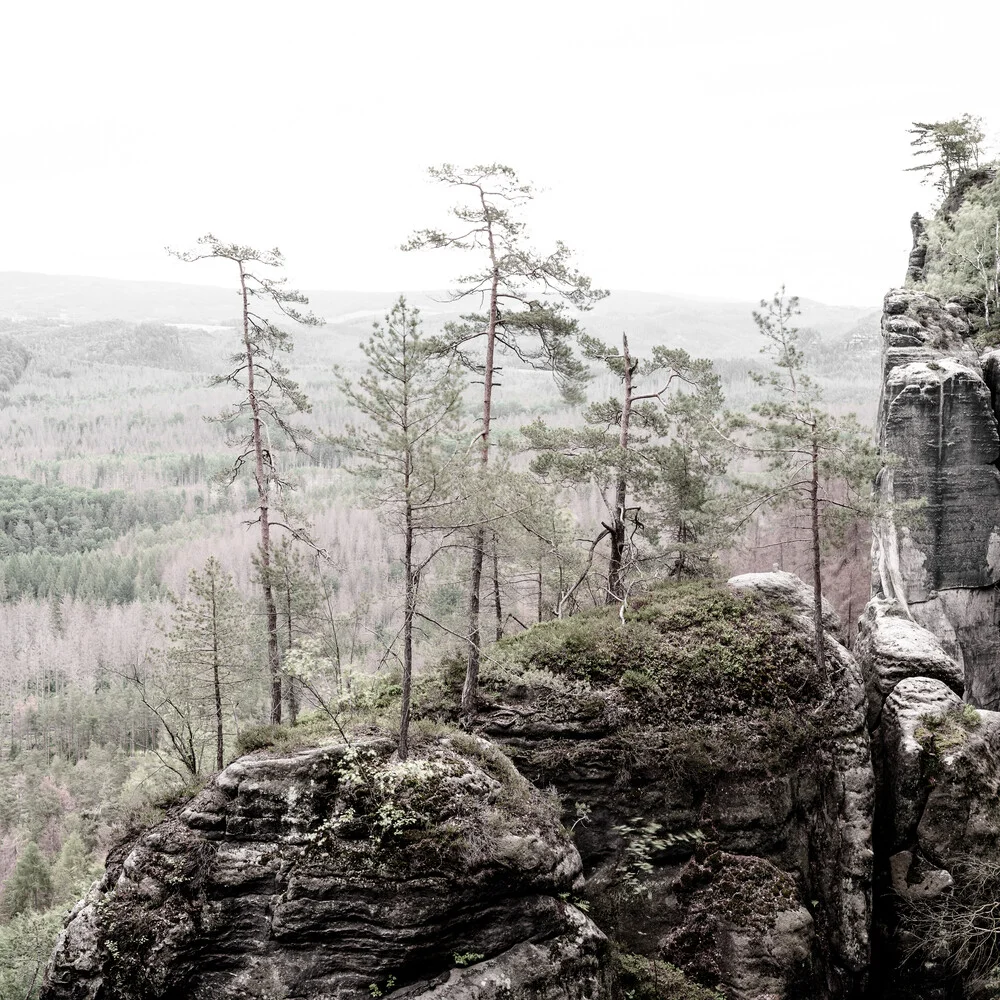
[[41, 737, 608, 1000], [880, 677, 962, 852], [856, 598, 962, 727], [728, 570, 840, 636]]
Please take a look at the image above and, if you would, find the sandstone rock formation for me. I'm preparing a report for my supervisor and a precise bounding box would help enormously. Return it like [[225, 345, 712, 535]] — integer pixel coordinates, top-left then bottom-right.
[[872, 288, 1000, 709], [478, 574, 873, 1000], [905, 212, 928, 284], [42, 737, 609, 1000], [861, 286, 1000, 997], [42, 575, 872, 1000]]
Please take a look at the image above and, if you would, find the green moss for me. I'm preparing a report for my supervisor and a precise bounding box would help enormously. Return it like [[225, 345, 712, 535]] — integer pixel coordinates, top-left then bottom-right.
[[916, 702, 981, 757], [615, 951, 723, 1000], [485, 579, 819, 722]]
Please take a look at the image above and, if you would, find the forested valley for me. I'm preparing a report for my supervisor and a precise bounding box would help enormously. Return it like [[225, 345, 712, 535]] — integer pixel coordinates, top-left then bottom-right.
[[0, 169, 888, 994]]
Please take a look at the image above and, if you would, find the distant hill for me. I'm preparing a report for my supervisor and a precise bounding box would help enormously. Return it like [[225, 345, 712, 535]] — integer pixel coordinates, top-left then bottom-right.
[[0, 271, 878, 361]]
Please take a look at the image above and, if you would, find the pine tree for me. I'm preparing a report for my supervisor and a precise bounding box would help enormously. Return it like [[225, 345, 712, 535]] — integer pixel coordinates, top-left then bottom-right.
[[906, 115, 986, 195], [524, 333, 726, 607], [333, 297, 466, 756], [736, 288, 881, 679], [166, 558, 251, 772], [266, 538, 323, 725], [168, 236, 320, 723], [404, 164, 606, 717], [51, 831, 94, 906], [2, 842, 52, 918]]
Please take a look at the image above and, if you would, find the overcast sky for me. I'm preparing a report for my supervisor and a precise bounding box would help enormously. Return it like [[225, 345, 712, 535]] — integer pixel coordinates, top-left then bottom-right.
[[3, 0, 999, 307]]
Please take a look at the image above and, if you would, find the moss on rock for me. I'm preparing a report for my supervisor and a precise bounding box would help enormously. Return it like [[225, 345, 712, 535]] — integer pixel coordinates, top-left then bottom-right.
[[481, 579, 821, 722]]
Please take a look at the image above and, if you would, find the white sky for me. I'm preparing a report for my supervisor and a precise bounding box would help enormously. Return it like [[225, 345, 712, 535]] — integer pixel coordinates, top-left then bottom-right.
[[3, 0, 999, 307]]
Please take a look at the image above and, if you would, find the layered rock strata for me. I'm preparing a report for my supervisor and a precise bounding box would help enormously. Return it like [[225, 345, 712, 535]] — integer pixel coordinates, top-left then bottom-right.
[[42, 738, 609, 1000], [872, 288, 1000, 709], [862, 287, 1000, 997], [478, 573, 873, 1000]]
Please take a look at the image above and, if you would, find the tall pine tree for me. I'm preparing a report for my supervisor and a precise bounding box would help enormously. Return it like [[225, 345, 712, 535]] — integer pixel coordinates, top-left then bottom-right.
[[404, 165, 606, 717]]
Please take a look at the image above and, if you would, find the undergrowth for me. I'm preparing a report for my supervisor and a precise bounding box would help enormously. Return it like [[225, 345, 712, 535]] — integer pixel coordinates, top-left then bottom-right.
[[481, 579, 821, 721]]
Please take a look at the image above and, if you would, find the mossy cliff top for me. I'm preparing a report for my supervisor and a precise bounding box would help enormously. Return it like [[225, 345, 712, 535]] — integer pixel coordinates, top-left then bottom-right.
[[480, 577, 825, 721]]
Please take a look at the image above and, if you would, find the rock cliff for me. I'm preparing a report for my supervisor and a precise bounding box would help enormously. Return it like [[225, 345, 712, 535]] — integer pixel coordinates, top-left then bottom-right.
[[42, 576, 873, 1000], [43, 737, 609, 1000], [862, 287, 1000, 997], [475, 574, 872, 1000], [872, 288, 1000, 709]]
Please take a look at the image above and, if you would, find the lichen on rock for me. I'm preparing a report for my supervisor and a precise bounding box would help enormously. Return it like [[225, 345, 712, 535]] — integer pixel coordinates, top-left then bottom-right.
[[41, 736, 608, 1000]]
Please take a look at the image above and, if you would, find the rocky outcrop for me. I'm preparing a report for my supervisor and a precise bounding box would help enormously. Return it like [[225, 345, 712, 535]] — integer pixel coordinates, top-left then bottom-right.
[[905, 213, 928, 284], [477, 574, 873, 1000], [42, 737, 609, 1000], [872, 288, 1000, 709], [861, 285, 1000, 996], [856, 598, 962, 728], [42, 576, 875, 1000]]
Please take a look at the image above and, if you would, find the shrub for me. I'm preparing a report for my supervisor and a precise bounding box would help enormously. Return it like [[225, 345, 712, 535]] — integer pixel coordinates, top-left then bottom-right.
[[236, 724, 289, 755], [615, 951, 723, 1000]]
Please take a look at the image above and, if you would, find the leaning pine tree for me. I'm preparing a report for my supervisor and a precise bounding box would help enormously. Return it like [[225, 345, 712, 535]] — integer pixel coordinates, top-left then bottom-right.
[[404, 164, 606, 718], [168, 236, 319, 723]]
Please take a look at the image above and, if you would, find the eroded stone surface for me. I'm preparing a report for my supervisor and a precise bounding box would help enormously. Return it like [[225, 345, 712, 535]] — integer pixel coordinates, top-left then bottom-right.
[[856, 598, 962, 727], [479, 576, 873, 1000], [918, 707, 1000, 864], [41, 739, 607, 1000], [872, 289, 1000, 708], [880, 677, 962, 852], [728, 570, 841, 634]]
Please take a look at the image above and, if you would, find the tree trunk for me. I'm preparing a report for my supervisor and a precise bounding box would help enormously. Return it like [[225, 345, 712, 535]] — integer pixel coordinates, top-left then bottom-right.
[[285, 584, 298, 726], [239, 262, 281, 724], [211, 574, 224, 772], [810, 427, 826, 680], [607, 334, 633, 604], [462, 206, 500, 721], [492, 537, 502, 641], [401, 506, 414, 760], [462, 527, 486, 719]]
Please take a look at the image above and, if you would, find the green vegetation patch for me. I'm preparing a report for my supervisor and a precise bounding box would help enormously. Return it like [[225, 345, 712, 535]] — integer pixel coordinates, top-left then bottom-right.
[[0, 476, 185, 557], [485, 579, 819, 720], [677, 851, 800, 932], [615, 951, 723, 1000], [915, 703, 981, 757]]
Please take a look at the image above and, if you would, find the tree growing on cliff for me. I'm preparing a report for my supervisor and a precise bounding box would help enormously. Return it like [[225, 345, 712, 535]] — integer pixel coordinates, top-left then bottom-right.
[[523, 333, 726, 609], [907, 115, 986, 195], [735, 288, 880, 679], [165, 558, 251, 772], [333, 297, 467, 757], [403, 164, 607, 718], [167, 235, 320, 724], [924, 172, 1000, 336]]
